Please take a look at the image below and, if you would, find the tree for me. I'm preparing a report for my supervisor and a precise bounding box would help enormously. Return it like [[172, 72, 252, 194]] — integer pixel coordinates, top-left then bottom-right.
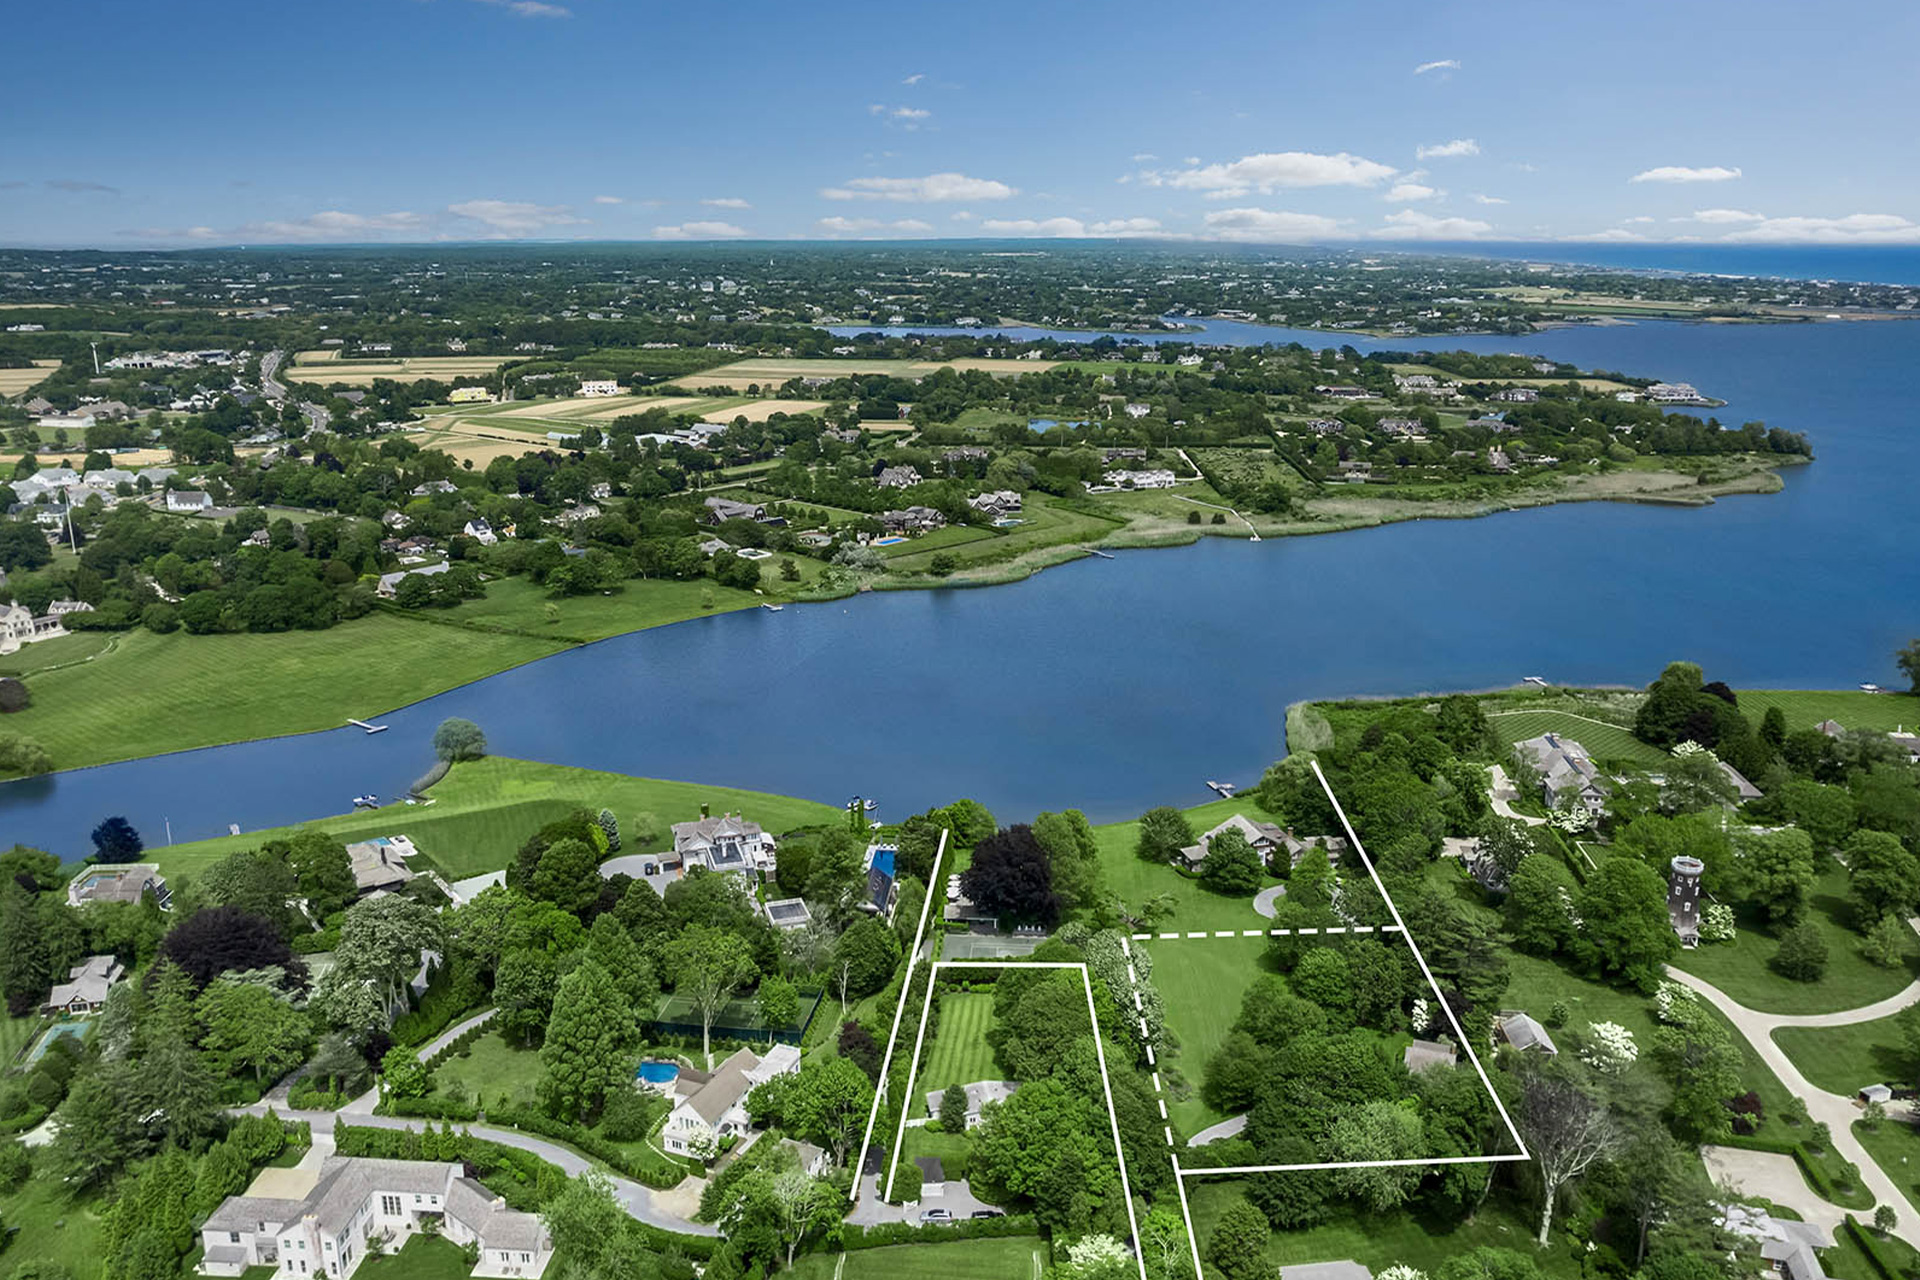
[[0, 879, 49, 1016], [380, 1043, 432, 1099], [596, 808, 621, 851], [790, 1055, 875, 1162], [432, 717, 487, 762], [1032, 809, 1103, 909], [941, 1082, 969, 1132], [1200, 828, 1265, 896], [1661, 745, 1737, 815], [1651, 1012, 1744, 1142], [283, 830, 357, 919], [585, 913, 657, 1007], [960, 825, 1060, 925], [541, 958, 637, 1120], [1848, 829, 1920, 925], [90, 816, 144, 862], [196, 979, 310, 1082], [1770, 779, 1857, 851], [838, 1020, 883, 1080], [334, 894, 443, 1016], [200, 848, 301, 937], [666, 924, 758, 1068], [1774, 921, 1829, 982], [1060, 1233, 1137, 1280], [757, 974, 799, 1030], [1516, 1071, 1620, 1246], [1504, 855, 1579, 956], [1739, 827, 1816, 924], [1135, 806, 1195, 864], [769, 1167, 824, 1270], [526, 836, 602, 916], [540, 1169, 630, 1279], [155, 906, 294, 989], [1576, 857, 1678, 992], [0, 731, 51, 777], [47, 1059, 148, 1189], [833, 918, 901, 998], [1328, 1099, 1426, 1211], [1206, 1197, 1276, 1280], [1898, 638, 1920, 695], [1863, 914, 1909, 968], [494, 947, 560, 1045]]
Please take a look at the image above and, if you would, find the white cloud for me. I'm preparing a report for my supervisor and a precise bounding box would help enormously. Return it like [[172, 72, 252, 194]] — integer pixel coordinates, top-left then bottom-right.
[[1413, 59, 1460, 74], [241, 210, 434, 242], [1200, 207, 1345, 242], [1142, 151, 1396, 198], [592, 195, 625, 205], [1385, 182, 1438, 202], [1622, 215, 1655, 224], [1416, 138, 1479, 160], [891, 107, 930, 120], [1087, 217, 1162, 235], [821, 173, 1015, 202], [950, 210, 974, 222], [816, 216, 934, 236], [446, 199, 586, 236], [1630, 165, 1742, 184], [702, 197, 752, 209], [902, 72, 925, 85], [1371, 209, 1493, 239], [1720, 213, 1920, 244], [120, 225, 220, 242], [468, 0, 571, 17], [1676, 208, 1764, 224], [1131, 152, 1158, 162], [868, 104, 931, 128], [980, 217, 1089, 237], [653, 221, 749, 240], [1564, 228, 1649, 242], [1471, 193, 1507, 205]]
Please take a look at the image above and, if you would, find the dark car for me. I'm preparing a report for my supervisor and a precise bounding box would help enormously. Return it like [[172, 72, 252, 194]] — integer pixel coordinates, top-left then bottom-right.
[[969, 1209, 1004, 1220]]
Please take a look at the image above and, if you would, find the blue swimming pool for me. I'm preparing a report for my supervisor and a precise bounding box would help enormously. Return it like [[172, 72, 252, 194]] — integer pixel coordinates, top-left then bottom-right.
[[637, 1060, 679, 1086], [873, 536, 907, 546]]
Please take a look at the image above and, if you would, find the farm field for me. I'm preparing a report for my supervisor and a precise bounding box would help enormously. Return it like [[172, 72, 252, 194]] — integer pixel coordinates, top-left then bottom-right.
[[1484, 708, 1667, 764], [672, 355, 1056, 391], [1673, 865, 1920, 1015], [150, 755, 841, 881], [786, 1237, 1046, 1279], [288, 354, 509, 384], [0, 358, 62, 395], [915, 992, 1000, 1109], [1144, 934, 1272, 1133]]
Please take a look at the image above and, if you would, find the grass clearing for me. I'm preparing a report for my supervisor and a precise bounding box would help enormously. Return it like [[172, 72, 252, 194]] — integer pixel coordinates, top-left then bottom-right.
[[350, 1232, 477, 1280], [916, 992, 999, 1110], [431, 1028, 546, 1111], [786, 1236, 1045, 1279], [3, 613, 565, 776], [1145, 934, 1271, 1133], [1776, 1011, 1912, 1097], [1486, 708, 1667, 765], [439, 574, 767, 642], [1673, 866, 1920, 1015], [151, 755, 842, 881], [1091, 797, 1281, 931], [288, 354, 508, 385], [672, 355, 1055, 392], [0, 1175, 110, 1280], [1737, 690, 1920, 735]]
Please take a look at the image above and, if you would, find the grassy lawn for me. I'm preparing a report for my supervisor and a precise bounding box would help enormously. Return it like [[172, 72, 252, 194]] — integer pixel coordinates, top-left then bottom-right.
[[438, 574, 770, 641], [917, 992, 1000, 1105], [875, 524, 999, 559], [352, 1232, 476, 1280], [0, 1175, 109, 1279], [2, 613, 565, 774], [1145, 935, 1273, 1134], [1852, 1120, 1920, 1216], [432, 1028, 547, 1111], [1776, 1011, 1913, 1097], [1485, 709, 1667, 765], [787, 1237, 1046, 1279], [0, 1012, 45, 1069], [1187, 1182, 1579, 1278], [150, 756, 841, 882], [1673, 867, 1919, 1015], [898, 1125, 977, 1186], [886, 493, 1124, 575], [1737, 690, 1920, 735], [1092, 798, 1283, 931]]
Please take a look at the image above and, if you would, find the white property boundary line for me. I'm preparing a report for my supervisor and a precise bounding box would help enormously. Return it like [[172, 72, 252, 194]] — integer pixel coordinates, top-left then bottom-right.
[[884, 959, 1148, 1280], [1164, 762, 1535, 1280], [848, 829, 946, 1209]]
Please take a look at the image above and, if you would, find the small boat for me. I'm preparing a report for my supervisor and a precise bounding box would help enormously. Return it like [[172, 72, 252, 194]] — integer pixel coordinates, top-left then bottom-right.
[[1207, 780, 1236, 798], [352, 794, 380, 809], [1860, 683, 1884, 694]]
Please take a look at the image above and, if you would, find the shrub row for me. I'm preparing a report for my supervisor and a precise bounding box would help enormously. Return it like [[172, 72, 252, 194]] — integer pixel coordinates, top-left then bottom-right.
[[421, 1016, 495, 1071], [0, 1103, 50, 1136], [484, 1103, 700, 1190], [1842, 1216, 1901, 1280], [833, 1213, 1039, 1252], [387, 1095, 481, 1122], [392, 969, 487, 1049]]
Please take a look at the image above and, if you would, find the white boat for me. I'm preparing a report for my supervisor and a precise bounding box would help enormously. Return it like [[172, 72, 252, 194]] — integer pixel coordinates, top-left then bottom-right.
[[352, 794, 379, 809]]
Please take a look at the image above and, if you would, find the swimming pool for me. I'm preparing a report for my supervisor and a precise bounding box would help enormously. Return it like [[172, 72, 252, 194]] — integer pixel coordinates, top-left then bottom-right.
[[637, 1060, 680, 1087], [27, 1020, 87, 1065], [873, 536, 907, 546], [993, 518, 1023, 527]]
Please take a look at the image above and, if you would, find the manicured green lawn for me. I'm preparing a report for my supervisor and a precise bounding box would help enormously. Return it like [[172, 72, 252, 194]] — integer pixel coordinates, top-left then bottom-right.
[[898, 1126, 977, 1187], [1673, 867, 1919, 1015], [787, 1236, 1046, 1279], [884, 492, 1124, 575], [1776, 1012, 1914, 1097], [1737, 690, 1920, 735], [150, 755, 841, 880], [1485, 709, 1666, 765], [1852, 1118, 1920, 1209], [1145, 935, 1273, 1134], [0, 1175, 109, 1279], [1092, 798, 1283, 931], [353, 1232, 476, 1280], [917, 993, 1000, 1107], [1187, 1182, 1579, 1278], [438, 574, 768, 641], [0, 1012, 45, 1069], [3, 613, 566, 775], [432, 1028, 546, 1111]]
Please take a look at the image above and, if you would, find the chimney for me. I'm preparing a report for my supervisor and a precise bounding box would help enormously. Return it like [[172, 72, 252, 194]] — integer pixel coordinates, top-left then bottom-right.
[[700, 803, 710, 819]]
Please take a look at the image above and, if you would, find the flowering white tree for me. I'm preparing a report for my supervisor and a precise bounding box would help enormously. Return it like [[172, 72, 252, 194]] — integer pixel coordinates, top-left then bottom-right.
[[1060, 1234, 1137, 1280], [1580, 1021, 1639, 1074], [1701, 903, 1737, 943], [1550, 802, 1593, 834], [1379, 1267, 1430, 1280], [1409, 997, 1433, 1037], [1653, 980, 1701, 1026]]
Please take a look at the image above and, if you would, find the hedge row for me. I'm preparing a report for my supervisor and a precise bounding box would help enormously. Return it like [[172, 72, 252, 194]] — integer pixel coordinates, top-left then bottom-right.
[[1842, 1216, 1901, 1280], [1718, 1132, 1860, 1204], [387, 1095, 481, 1122], [0, 1104, 49, 1136], [392, 966, 487, 1049], [485, 1103, 700, 1190], [834, 1214, 1039, 1252], [421, 1017, 494, 1072]]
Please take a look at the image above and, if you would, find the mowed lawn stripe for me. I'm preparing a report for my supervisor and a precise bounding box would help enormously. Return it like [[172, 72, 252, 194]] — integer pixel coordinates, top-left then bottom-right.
[[785, 1237, 1044, 1279], [1145, 935, 1271, 1135], [1485, 709, 1666, 765], [915, 992, 999, 1115]]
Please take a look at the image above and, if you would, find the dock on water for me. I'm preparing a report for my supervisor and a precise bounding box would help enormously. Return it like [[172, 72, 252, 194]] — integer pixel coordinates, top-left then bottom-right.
[[347, 719, 389, 734], [1207, 780, 1236, 798]]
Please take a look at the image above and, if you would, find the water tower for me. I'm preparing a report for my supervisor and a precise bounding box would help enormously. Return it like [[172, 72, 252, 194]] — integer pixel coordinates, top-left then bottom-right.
[[1667, 855, 1705, 947]]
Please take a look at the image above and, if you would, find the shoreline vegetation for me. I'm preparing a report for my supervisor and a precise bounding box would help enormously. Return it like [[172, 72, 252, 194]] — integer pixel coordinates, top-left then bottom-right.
[[1, 456, 1802, 777]]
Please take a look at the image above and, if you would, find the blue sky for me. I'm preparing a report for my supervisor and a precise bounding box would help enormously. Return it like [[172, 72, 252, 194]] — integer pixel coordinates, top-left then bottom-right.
[[4, 0, 1917, 248]]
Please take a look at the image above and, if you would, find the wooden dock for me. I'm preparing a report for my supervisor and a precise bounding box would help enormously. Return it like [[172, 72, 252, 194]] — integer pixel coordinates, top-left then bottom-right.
[[347, 719, 389, 734]]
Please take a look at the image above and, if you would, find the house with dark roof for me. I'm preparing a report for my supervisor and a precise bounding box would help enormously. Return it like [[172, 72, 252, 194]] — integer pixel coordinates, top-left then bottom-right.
[[1513, 733, 1608, 813], [43, 955, 125, 1015], [68, 863, 168, 909], [197, 1156, 552, 1279], [1175, 813, 1288, 871]]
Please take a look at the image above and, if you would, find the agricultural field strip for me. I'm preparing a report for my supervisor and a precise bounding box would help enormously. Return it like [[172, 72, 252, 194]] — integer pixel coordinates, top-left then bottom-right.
[[1158, 762, 1537, 1280], [886, 957, 1148, 1280]]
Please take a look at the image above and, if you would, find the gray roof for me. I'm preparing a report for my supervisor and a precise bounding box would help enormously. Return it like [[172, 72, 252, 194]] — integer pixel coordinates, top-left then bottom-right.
[[681, 1046, 758, 1125], [310, 1157, 459, 1233], [1281, 1264, 1373, 1280], [1403, 1040, 1458, 1073], [1498, 1012, 1558, 1055], [202, 1195, 307, 1234]]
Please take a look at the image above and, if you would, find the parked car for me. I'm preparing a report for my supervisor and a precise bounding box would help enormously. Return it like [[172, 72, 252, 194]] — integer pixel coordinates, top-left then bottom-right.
[[919, 1208, 954, 1225], [969, 1209, 1004, 1220]]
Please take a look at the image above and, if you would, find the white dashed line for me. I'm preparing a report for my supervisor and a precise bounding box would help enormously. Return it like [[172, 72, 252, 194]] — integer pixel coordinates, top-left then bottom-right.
[[1164, 1126, 1174, 1146], [1152, 1072, 1163, 1093], [1157, 1097, 1167, 1120], [1145, 1045, 1156, 1066], [1242, 929, 1264, 937], [1185, 931, 1208, 938]]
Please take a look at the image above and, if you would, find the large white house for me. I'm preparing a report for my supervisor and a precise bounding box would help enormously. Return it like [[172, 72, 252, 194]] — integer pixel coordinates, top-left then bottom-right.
[[660, 1044, 802, 1158], [0, 602, 72, 655], [198, 1157, 552, 1279], [43, 955, 125, 1015], [577, 380, 621, 397], [666, 811, 776, 878]]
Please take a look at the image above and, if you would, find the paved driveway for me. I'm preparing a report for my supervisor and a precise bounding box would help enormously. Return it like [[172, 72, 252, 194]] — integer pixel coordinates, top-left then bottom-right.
[[1704, 1145, 1848, 1234]]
